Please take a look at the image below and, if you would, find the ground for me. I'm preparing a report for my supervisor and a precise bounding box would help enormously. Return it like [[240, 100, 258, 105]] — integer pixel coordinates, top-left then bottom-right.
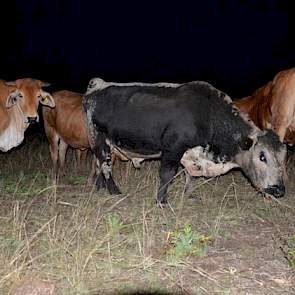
[[0, 133, 294, 295]]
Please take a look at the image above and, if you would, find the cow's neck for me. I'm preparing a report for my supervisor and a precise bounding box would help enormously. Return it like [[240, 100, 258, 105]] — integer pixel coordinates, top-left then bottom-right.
[[0, 106, 28, 152]]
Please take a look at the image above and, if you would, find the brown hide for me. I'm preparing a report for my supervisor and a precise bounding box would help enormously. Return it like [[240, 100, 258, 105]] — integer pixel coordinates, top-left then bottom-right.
[[234, 68, 295, 144], [43, 90, 89, 176], [0, 78, 54, 152]]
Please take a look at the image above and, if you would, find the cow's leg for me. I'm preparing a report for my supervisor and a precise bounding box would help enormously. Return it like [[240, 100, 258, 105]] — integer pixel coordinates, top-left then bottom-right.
[[157, 158, 178, 204], [87, 154, 98, 185], [58, 140, 68, 177], [184, 172, 198, 198], [75, 149, 82, 170], [94, 139, 121, 194], [48, 133, 59, 178], [75, 149, 88, 170]]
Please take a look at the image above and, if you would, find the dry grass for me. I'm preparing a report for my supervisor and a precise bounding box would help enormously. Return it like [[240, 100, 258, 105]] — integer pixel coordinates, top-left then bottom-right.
[[0, 133, 295, 295]]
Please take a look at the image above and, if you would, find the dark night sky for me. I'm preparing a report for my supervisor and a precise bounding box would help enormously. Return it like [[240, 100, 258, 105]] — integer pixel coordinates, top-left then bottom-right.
[[1, 0, 295, 98]]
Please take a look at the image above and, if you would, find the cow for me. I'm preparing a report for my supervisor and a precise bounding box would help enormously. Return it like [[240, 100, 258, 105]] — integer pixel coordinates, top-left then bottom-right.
[[234, 67, 295, 145], [83, 78, 286, 204], [43, 90, 90, 177], [43, 90, 133, 179], [0, 78, 55, 152]]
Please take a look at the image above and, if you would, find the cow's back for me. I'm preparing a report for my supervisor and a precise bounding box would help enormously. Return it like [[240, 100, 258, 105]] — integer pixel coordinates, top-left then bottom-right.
[[84, 81, 252, 159], [234, 81, 273, 130]]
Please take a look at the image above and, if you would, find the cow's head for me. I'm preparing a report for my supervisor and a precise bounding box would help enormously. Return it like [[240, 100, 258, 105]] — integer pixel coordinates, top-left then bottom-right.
[[5, 78, 55, 124], [235, 129, 287, 198]]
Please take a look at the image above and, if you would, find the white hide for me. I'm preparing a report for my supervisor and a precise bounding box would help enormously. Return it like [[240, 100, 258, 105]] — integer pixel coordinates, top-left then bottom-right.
[[181, 146, 239, 177], [0, 105, 28, 152], [86, 78, 182, 94]]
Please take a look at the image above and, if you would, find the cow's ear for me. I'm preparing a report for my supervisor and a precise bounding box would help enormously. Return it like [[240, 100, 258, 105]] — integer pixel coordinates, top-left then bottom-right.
[[239, 136, 254, 151], [39, 91, 55, 108], [6, 90, 21, 108]]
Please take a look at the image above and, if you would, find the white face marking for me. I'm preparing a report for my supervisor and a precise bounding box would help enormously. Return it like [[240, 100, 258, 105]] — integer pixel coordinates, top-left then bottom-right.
[[181, 146, 239, 177]]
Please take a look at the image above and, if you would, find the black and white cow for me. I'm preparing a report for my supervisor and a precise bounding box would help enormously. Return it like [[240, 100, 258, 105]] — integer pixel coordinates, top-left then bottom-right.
[[83, 78, 286, 204]]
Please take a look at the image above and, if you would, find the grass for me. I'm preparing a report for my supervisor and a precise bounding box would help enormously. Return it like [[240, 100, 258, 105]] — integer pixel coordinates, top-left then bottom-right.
[[0, 133, 295, 294]]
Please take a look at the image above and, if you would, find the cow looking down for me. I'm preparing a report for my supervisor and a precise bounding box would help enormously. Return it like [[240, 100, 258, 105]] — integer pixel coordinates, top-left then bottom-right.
[[0, 78, 55, 152], [234, 67, 295, 145], [83, 79, 286, 204]]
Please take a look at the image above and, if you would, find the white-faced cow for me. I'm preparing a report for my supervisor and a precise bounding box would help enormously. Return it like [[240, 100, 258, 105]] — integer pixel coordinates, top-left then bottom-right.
[[83, 79, 286, 204], [0, 78, 55, 152]]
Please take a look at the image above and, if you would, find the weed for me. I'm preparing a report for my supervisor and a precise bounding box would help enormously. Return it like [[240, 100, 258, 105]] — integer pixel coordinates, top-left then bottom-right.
[[288, 234, 295, 269], [166, 224, 212, 259], [106, 213, 124, 237]]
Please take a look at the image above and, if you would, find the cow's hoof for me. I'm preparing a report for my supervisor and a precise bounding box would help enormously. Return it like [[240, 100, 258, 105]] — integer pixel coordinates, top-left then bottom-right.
[[108, 187, 121, 195], [156, 198, 167, 207]]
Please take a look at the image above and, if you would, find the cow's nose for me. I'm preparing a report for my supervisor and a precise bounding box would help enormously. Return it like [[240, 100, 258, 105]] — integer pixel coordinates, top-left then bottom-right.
[[264, 183, 285, 198], [27, 116, 38, 124]]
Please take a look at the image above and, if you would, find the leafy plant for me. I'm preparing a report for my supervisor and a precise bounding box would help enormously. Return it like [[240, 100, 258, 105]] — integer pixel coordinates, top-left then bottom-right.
[[106, 213, 124, 236], [166, 224, 211, 259]]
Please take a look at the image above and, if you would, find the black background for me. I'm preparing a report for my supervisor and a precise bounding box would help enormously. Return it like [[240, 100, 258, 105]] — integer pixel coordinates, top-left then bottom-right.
[[2, 0, 294, 98]]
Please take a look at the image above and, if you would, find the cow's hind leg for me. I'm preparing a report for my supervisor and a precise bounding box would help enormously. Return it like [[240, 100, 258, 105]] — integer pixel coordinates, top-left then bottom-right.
[[58, 140, 68, 177], [157, 159, 178, 204], [94, 139, 121, 195]]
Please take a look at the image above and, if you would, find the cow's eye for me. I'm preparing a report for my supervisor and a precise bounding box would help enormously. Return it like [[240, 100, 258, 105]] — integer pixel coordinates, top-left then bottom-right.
[[259, 151, 267, 163]]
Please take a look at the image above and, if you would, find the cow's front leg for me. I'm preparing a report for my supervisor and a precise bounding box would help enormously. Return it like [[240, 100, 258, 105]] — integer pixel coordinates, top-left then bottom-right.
[[94, 140, 121, 195], [157, 159, 178, 204]]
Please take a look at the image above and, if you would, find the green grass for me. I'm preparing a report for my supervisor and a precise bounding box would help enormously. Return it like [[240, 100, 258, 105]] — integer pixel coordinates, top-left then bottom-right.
[[166, 224, 212, 260]]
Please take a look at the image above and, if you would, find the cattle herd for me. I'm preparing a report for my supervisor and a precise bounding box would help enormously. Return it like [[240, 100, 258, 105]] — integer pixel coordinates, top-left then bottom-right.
[[1, 67, 295, 204]]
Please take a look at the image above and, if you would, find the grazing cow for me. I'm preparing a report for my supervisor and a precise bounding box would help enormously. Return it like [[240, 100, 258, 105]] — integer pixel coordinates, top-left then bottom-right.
[[0, 78, 55, 152], [43, 90, 90, 177], [83, 78, 286, 204], [234, 67, 295, 145]]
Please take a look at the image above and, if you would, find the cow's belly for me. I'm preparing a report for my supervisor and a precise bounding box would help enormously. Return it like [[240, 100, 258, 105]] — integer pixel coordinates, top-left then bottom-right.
[[181, 146, 238, 177], [106, 139, 161, 168]]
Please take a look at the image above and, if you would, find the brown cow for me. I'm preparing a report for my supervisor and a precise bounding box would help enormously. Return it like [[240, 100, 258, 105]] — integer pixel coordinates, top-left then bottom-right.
[[43, 90, 90, 177], [0, 78, 55, 152], [43, 90, 138, 179], [234, 68, 295, 144]]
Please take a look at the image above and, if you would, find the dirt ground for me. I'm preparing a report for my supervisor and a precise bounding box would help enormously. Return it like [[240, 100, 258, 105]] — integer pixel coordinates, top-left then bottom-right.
[[0, 133, 294, 295]]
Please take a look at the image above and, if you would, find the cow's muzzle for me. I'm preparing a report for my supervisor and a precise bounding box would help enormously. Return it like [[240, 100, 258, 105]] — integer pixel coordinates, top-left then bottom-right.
[[27, 116, 38, 124], [264, 183, 285, 198]]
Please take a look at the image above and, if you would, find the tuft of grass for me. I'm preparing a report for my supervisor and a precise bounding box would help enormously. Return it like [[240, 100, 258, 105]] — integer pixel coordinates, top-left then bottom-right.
[[106, 213, 125, 237], [166, 224, 212, 259], [288, 234, 295, 269]]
